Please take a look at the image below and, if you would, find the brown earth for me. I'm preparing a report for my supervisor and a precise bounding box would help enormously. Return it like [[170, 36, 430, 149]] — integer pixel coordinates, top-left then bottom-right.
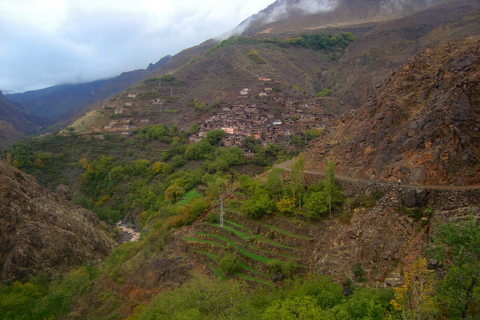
[[303, 36, 480, 186], [0, 160, 117, 283]]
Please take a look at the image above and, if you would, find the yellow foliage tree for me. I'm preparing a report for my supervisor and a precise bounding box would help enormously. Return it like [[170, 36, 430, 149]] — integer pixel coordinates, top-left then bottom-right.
[[391, 258, 438, 320], [165, 178, 185, 202], [276, 196, 296, 214], [34, 158, 45, 168]]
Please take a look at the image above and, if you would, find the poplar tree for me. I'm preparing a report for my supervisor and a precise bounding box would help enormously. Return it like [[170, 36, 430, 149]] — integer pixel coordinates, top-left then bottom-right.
[[289, 154, 304, 209], [325, 161, 335, 218]]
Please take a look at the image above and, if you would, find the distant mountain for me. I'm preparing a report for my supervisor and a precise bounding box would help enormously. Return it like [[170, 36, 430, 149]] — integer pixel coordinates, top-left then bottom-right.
[[147, 55, 172, 71], [6, 55, 172, 120], [0, 90, 47, 134], [7, 79, 111, 118]]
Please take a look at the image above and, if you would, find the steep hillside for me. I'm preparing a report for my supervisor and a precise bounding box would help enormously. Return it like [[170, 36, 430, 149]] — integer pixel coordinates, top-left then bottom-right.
[[78, 0, 480, 132], [304, 36, 480, 186], [0, 121, 25, 150], [0, 160, 117, 283], [0, 90, 48, 134]]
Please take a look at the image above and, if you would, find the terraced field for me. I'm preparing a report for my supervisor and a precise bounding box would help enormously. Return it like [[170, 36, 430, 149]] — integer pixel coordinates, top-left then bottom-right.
[[182, 210, 315, 285]]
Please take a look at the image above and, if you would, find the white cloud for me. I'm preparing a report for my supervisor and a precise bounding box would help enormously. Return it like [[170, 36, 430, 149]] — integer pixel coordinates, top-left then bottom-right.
[[0, 0, 274, 93]]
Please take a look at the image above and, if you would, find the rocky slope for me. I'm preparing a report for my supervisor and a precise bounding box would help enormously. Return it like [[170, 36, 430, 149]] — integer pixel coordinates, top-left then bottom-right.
[[304, 36, 480, 186], [0, 160, 116, 283], [241, 0, 450, 35]]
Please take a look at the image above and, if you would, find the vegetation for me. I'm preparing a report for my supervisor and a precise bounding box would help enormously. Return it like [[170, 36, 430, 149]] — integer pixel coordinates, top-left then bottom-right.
[[2, 107, 478, 320], [186, 31, 356, 66], [316, 88, 332, 97], [247, 50, 267, 64]]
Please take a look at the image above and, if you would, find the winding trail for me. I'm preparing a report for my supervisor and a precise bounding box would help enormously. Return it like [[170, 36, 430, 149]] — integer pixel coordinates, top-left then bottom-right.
[[274, 159, 480, 191]]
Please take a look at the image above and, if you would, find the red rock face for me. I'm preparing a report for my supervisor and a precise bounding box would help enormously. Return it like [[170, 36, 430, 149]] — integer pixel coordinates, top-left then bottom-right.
[[304, 36, 480, 186], [0, 160, 116, 283]]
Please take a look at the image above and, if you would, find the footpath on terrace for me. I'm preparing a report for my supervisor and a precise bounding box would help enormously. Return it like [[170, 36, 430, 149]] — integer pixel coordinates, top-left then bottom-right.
[[274, 159, 480, 191]]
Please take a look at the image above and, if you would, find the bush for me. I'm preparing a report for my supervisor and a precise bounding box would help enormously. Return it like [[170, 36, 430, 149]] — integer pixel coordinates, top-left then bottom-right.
[[316, 88, 332, 97], [241, 189, 275, 218], [247, 51, 266, 64], [218, 253, 239, 275], [206, 212, 220, 224], [268, 259, 283, 275]]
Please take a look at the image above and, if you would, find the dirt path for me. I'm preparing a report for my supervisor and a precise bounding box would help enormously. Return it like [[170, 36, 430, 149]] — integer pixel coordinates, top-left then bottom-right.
[[273, 159, 480, 191]]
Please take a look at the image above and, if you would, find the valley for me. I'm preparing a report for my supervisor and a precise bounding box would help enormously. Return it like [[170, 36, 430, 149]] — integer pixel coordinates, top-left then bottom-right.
[[1, 0, 480, 319]]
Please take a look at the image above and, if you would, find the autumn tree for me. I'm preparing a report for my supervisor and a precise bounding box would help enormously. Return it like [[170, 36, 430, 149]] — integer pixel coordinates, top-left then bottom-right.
[[391, 258, 438, 320]]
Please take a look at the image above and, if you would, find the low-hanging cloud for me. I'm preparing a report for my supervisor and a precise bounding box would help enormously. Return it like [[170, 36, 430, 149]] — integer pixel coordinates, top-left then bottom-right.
[[229, 0, 340, 37], [0, 0, 274, 93]]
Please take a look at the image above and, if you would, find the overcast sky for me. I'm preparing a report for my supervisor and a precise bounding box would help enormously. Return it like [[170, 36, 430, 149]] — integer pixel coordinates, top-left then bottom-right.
[[0, 0, 275, 93]]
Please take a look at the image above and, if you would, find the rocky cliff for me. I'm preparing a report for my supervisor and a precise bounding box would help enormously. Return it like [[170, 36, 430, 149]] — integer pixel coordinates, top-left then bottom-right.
[[0, 160, 116, 283], [304, 36, 480, 186]]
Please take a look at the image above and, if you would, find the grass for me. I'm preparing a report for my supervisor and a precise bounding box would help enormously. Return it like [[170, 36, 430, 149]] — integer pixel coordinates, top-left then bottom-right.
[[177, 189, 202, 206], [207, 264, 227, 281], [218, 225, 250, 241], [259, 222, 313, 240], [236, 261, 272, 277], [182, 236, 226, 248], [236, 273, 271, 285], [197, 232, 273, 264], [191, 249, 218, 260], [224, 220, 297, 250]]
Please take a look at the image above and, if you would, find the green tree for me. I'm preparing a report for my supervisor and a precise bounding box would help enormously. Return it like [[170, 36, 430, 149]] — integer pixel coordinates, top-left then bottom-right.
[[262, 296, 323, 320], [205, 129, 226, 146], [290, 154, 305, 209], [242, 188, 275, 218], [325, 161, 336, 218], [189, 123, 200, 135], [428, 214, 480, 319], [172, 155, 184, 168]]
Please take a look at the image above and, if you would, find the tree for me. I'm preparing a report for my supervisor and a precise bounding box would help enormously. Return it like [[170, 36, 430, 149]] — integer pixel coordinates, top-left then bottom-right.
[[262, 296, 323, 320], [164, 178, 185, 202], [303, 191, 328, 219], [242, 188, 275, 218], [289, 154, 304, 209], [189, 123, 200, 135], [325, 161, 335, 218], [172, 155, 184, 168], [267, 168, 287, 199], [391, 258, 438, 320], [205, 129, 226, 146], [427, 214, 480, 319]]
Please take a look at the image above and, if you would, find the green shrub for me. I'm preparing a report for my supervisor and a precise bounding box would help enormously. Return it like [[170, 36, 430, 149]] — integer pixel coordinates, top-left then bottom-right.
[[293, 86, 304, 93], [268, 259, 283, 274], [218, 253, 239, 275], [247, 51, 266, 64], [316, 88, 332, 97], [206, 212, 220, 224]]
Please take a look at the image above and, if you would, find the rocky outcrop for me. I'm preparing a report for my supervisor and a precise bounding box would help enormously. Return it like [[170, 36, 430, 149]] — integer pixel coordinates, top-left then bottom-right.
[[0, 160, 116, 283], [304, 36, 480, 186]]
